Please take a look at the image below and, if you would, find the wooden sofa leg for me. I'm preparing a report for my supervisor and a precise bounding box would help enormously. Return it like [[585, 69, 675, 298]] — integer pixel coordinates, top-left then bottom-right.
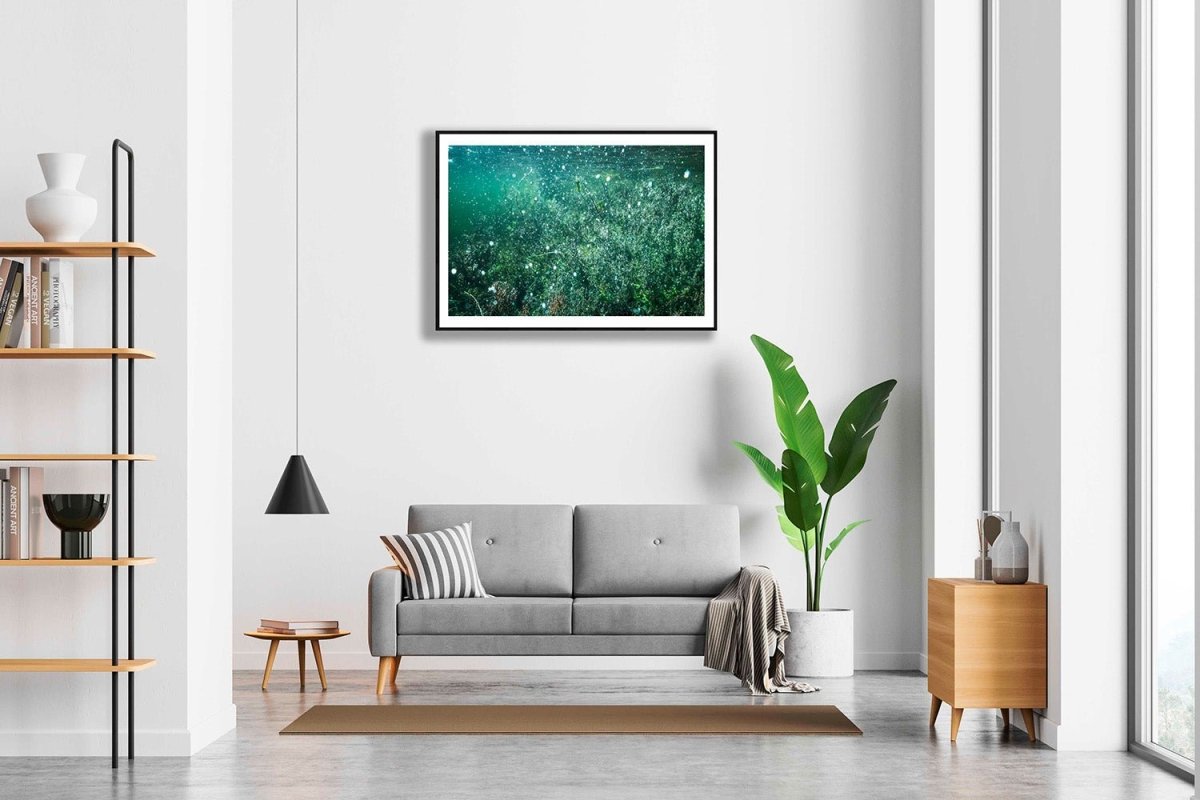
[[376, 657, 397, 694], [389, 655, 401, 687]]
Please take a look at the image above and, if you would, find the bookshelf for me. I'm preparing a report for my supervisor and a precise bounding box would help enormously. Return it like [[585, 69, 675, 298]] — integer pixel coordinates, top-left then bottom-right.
[[0, 557, 156, 567], [0, 140, 152, 768], [0, 659, 156, 672], [0, 348, 155, 360], [0, 454, 155, 462], [0, 242, 155, 258]]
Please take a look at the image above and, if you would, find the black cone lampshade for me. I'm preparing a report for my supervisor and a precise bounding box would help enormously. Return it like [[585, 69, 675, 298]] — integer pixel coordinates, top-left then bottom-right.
[[265, 455, 329, 515], [265, 1, 328, 516]]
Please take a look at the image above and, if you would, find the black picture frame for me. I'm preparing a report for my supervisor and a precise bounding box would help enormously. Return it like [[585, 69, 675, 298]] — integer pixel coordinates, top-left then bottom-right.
[[435, 130, 717, 331]]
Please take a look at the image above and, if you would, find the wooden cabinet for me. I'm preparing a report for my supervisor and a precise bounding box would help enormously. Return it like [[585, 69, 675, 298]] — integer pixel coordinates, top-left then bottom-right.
[[927, 578, 1047, 742]]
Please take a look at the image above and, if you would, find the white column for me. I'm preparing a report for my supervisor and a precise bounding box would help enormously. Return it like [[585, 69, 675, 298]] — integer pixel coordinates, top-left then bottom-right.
[[1057, 0, 1128, 751], [920, 0, 985, 673]]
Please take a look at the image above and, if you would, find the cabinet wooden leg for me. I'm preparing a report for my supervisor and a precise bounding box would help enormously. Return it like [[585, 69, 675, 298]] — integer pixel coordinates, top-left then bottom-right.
[[312, 640, 328, 691], [389, 655, 401, 687], [297, 640, 306, 690], [929, 695, 943, 727], [261, 639, 280, 690], [376, 656, 397, 694], [950, 707, 964, 741], [1001, 708, 1010, 730], [1020, 708, 1037, 743]]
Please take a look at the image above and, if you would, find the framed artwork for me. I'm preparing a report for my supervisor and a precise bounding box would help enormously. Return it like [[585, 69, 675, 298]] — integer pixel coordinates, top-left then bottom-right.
[[436, 130, 717, 330]]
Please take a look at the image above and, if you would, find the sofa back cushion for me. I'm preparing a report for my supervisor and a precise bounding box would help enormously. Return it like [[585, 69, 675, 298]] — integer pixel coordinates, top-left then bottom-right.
[[408, 505, 573, 597], [573, 505, 740, 597]]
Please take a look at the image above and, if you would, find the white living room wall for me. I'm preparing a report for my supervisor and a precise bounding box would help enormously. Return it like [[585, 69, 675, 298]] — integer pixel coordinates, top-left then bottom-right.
[[232, 0, 926, 671], [993, 0, 1128, 751], [0, 0, 234, 756]]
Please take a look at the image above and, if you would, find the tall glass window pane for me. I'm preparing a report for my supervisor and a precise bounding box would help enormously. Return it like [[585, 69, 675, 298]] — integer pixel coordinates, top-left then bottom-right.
[[1147, 0, 1195, 765]]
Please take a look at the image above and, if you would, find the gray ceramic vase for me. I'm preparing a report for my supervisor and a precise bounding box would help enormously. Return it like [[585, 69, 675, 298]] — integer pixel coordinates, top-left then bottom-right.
[[991, 520, 1029, 584]]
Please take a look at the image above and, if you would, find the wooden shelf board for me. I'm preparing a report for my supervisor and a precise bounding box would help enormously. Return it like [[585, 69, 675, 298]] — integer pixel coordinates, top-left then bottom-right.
[[0, 557, 156, 567], [0, 347, 156, 360], [0, 242, 155, 258], [0, 454, 156, 462], [0, 658, 156, 673]]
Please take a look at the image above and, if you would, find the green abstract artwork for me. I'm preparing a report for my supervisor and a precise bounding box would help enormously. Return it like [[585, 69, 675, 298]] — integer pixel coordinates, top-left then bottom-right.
[[437, 132, 715, 330]]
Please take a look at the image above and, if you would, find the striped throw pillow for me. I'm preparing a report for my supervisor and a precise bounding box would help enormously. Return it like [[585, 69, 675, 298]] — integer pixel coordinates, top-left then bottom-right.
[[380, 523, 490, 600]]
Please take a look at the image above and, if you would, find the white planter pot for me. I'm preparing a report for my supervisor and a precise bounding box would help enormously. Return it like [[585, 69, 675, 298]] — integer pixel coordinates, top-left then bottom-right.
[[784, 608, 854, 678], [26, 153, 97, 242]]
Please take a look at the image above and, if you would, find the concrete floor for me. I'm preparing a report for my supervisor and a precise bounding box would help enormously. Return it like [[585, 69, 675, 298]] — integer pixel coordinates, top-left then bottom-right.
[[0, 669, 1192, 799]]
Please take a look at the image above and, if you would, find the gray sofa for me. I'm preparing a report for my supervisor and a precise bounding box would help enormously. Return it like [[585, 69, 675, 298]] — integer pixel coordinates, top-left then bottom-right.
[[368, 504, 740, 692]]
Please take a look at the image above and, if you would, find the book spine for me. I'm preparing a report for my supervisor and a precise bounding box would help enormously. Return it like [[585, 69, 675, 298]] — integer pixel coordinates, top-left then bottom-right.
[[27, 468, 46, 558], [23, 258, 40, 348], [40, 260, 50, 345], [4, 476, 15, 559], [10, 468, 28, 559], [0, 261, 20, 346], [47, 260, 60, 347], [0, 473, 8, 560], [2, 266, 25, 348], [55, 261, 74, 349]]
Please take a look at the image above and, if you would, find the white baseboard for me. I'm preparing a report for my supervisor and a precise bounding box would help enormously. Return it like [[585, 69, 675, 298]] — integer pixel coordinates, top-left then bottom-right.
[[1024, 711, 1058, 749], [0, 703, 237, 757], [854, 651, 923, 671], [234, 650, 924, 672], [918, 652, 929, 675], [188, 703, 237, 755], [234, 650, 708, 671]]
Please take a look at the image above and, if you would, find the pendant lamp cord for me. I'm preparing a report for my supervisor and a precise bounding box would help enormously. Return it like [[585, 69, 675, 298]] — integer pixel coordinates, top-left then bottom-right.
[[294, 0, 301, 456]]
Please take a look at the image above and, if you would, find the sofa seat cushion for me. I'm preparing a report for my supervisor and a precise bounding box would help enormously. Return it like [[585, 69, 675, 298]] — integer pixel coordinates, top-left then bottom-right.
[[572, 596, 711, 635], [397, 597, 572, 636]]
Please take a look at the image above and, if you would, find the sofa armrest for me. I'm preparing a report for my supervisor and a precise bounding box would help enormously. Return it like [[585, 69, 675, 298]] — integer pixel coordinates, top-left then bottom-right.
[[368, 566, 405, 656]]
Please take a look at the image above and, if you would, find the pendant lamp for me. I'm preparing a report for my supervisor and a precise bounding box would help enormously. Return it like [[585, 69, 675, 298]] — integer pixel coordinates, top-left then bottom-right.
[[267, 0, 328, 515]]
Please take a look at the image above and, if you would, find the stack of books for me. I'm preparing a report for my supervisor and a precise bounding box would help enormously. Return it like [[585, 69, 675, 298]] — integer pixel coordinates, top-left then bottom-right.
[[257, 618, 339, 635], [0, 257, 74, 349], [1, 467, 46, 559]]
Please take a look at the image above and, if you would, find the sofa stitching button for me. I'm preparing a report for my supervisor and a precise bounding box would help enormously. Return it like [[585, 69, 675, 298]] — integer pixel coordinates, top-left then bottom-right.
[[485, 538, 495, 545], [652, 538, 661, 545]]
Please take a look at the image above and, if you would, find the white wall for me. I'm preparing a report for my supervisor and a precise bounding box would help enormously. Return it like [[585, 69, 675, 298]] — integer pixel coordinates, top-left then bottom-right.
[[995, 0, 1064, 742], [994, 0, 1127, 750], [0, 0, 234, 756], [233, 0, 926, 671], [186, 0, 237, 749]]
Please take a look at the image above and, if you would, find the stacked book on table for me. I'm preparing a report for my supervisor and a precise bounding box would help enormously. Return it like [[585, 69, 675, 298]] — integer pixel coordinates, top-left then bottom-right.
[[257, 618, 339, 635]]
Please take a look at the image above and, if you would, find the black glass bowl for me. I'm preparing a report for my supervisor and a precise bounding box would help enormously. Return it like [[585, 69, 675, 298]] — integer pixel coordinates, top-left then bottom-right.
[[42, 494, 110, 559]]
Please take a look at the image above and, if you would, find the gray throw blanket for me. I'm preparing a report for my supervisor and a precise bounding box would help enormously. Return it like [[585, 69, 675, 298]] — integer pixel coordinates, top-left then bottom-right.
[[704, 565, 818, 695]]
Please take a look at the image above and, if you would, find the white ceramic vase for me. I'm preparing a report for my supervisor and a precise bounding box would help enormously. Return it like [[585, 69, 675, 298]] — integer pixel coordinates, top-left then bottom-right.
[[784, 608, 854, 677], [991, 520, 1030, 584], [26, 153, 97, 242]]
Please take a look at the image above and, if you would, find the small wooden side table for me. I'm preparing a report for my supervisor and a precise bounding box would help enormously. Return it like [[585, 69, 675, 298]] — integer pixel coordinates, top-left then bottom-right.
[[927, 579, 1047, 743], [244, 630, 350, 691]]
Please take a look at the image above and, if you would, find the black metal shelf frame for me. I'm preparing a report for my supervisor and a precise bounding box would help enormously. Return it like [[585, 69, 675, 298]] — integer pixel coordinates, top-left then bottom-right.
[[110, 139, 137, 769]]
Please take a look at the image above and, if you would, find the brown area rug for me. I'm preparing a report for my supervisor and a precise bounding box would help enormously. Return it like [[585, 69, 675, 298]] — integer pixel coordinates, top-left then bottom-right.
[[280, 704, 861, 736]]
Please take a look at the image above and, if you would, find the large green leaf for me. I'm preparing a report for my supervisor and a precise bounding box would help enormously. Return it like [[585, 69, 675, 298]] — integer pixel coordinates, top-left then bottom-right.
[[734, 441, 782, 497], [751, 335, 827, 483], [781, 448, 823, 534], [821, 379, 897, 496], [823, 519, 869, 561], [777, 505, 813, 552]]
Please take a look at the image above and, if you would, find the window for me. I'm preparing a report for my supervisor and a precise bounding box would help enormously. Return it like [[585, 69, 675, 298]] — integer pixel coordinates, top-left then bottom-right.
[[1132, 0, 1196, 774]]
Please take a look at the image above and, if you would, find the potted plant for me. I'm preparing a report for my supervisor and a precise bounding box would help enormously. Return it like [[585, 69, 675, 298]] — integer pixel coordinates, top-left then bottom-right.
[[735, 334, 896, 677]]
